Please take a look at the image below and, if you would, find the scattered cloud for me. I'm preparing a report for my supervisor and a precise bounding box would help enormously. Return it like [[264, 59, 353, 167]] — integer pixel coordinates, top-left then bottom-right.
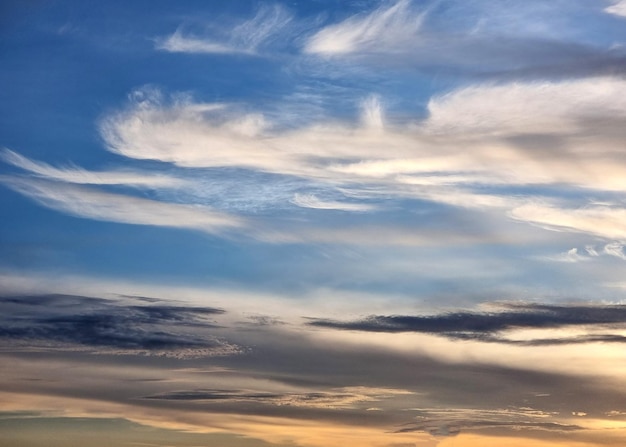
[[605, 0, 626, 18], [603, 242, 626, 260], [304, 0, 626, 79], [156, 4, 293, 55], [304, 0, 423, 56]]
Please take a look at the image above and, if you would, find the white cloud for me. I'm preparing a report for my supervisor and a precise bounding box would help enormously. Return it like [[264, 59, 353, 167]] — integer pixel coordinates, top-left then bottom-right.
[[156, 4, 292, 55], [604, 242, 626, 260], [1, 177, 245, 235], [304, 0, 423, 55], [423, 77, 626, 137], [605, 0, 626, 18], [510, 202, 626, 240], [157, 31, 245, 55], [88, 76, 626, 242], [541, 248, 590, 263], [291, 193, 376, 212], [1, 148, 185, 188], [101, 77, 626, 192]]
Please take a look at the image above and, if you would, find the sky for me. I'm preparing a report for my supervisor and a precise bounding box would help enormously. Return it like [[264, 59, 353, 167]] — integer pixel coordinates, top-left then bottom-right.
[[2, 0, 626, 446]]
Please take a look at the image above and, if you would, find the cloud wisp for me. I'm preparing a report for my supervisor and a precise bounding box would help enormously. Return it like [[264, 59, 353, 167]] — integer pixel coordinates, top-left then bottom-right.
[[605, 0, 626, 18], [304, 0, 423, 56], [156, 4, 293, 56], [1, 148, 186, 188], [304, 0, 626, 79], [1, 176, 246, 236]]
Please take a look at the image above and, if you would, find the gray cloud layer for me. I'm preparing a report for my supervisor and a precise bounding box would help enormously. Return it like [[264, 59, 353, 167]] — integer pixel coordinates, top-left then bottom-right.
[[0, 294, 237, 357], [308, 303, 626, 345]]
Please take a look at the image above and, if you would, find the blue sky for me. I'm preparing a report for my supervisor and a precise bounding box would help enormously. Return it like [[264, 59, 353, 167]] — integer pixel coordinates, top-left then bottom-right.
[[2, 1, 626, 446]]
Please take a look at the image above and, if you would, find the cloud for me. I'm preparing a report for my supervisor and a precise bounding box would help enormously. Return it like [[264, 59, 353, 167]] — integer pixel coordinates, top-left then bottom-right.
[[303, 0, 626, 80], [510, 202, 626, 241], [0, 294, 237, 357], [394, 407, 584, 439], [291, 193, 376, 212], [144, 386, 409, 409], [156, 4, 293, 55], [1, 176, 246, 235], [605, 0, 626, 18], [91, 75, 626, 243], [603, 242, 626, 260], [101, 77, 626, 192], [307, 303, 626, 345], [304, 0, 423, 56], [1, 148, 185, 188], [423, 77, 626, 138], [8, 75, 626, 246]]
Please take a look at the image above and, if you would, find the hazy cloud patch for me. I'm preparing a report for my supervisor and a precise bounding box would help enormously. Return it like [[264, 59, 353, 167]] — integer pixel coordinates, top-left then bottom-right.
[[0, 294, 238, 358]]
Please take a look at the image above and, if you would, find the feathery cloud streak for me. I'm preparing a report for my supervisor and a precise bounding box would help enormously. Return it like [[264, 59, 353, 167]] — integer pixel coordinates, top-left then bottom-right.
[[1, 148, 185, 188], [156, 4, 293, 55], [1, 176, 245, 235]]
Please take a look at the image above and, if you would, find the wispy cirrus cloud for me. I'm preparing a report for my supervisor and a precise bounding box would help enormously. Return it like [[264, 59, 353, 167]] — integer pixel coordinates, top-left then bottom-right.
[[1, 148, 186, 188], [304, 0, 423, 56], [101, 77, 626, 190], [156, 4, 293, 55], [1, 176, 245, 235], [510, 202, 626, 241], [96, 77, 626, 243], [291, 193, 376, 212], [303, 0, 626, 79]]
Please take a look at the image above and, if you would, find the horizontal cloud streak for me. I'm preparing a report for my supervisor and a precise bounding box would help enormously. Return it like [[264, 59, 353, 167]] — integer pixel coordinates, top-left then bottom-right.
[[1, 148, 185, 188], [304, 0, 626, 81], [0, 294, 236, 357], [510, 202, 626, 241], [144, 386, 409, 409], [308, 303, 626, 345], [291, 193, 376, 212], [1, 176, 245, 235]]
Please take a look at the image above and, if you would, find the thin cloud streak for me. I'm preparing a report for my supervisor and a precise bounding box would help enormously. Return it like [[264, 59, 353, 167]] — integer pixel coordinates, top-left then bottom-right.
[[308, 303, 626, 345], [156, 4, 293, 56], [291, 193, 376, 212], [304, 0, 423, 56], [1, 148, 186, 188], [1, 176, 245, 235]]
